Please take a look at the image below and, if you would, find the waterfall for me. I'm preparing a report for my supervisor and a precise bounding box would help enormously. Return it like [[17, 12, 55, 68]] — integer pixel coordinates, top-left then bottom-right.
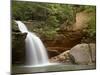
[[15, 21, 49, 66]]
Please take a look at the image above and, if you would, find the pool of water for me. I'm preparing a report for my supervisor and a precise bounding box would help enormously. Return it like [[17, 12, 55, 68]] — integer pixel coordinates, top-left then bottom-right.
[[12, 64, 96, 74]]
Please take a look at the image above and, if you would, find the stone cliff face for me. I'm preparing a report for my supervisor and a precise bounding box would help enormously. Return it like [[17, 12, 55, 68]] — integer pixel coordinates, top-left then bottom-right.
[[43, 30, 84, 58], [12, 21, 27, 65]]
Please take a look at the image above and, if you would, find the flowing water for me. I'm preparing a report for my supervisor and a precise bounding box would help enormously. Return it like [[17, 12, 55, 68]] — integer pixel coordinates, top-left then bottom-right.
[[15, 21, 49, 66]]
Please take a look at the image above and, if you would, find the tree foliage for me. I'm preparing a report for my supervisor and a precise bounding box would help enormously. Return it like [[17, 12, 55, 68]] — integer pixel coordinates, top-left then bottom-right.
[[12, 1, 76, 38], [12, 1, 96, 40]]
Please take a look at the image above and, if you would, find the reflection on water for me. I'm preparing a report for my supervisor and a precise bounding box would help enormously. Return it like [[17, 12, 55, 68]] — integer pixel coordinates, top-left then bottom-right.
[[12, 64, 96, 74]]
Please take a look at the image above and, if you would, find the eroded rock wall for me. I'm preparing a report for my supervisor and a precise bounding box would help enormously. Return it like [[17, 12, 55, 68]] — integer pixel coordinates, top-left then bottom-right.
[[12, 21, 27, 65]]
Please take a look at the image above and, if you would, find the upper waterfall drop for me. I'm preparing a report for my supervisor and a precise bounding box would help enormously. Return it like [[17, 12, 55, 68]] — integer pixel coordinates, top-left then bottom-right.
[[15, 21, 28, 33], [15, 21, 49, 66]]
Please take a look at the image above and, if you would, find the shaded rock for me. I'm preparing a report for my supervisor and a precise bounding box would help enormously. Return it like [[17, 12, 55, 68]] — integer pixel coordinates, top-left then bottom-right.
[[48, 50, 60, 58], [89, 43, 96, 63], [47, 47, 67, 53], [12, 21, 27, 65], [12, 32, 27, 65], [43, 30, 83, 52], [69, 43, 96, 65]]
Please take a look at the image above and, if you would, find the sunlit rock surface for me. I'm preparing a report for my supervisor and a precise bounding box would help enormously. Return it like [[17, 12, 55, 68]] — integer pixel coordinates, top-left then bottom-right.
[[69, 43, 96, 65]]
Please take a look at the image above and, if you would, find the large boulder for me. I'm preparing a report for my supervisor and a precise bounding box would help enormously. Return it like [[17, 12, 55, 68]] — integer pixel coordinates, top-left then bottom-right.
[[69, 43, 96, 65]]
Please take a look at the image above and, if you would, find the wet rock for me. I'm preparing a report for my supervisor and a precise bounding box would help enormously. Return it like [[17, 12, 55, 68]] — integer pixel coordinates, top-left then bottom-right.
[[12, 32, 27, 65], [69, 43, 96, 65], [12, 20, 20, 32], [12, 21, 27, 65]]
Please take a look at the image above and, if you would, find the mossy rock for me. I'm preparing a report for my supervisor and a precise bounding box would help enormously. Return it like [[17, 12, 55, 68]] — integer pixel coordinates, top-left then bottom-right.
[[12, 20, 20, 32]]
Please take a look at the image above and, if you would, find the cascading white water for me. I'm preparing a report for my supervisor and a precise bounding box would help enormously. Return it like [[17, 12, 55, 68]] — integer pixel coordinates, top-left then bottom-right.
[[15, 21, 49, 66]]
